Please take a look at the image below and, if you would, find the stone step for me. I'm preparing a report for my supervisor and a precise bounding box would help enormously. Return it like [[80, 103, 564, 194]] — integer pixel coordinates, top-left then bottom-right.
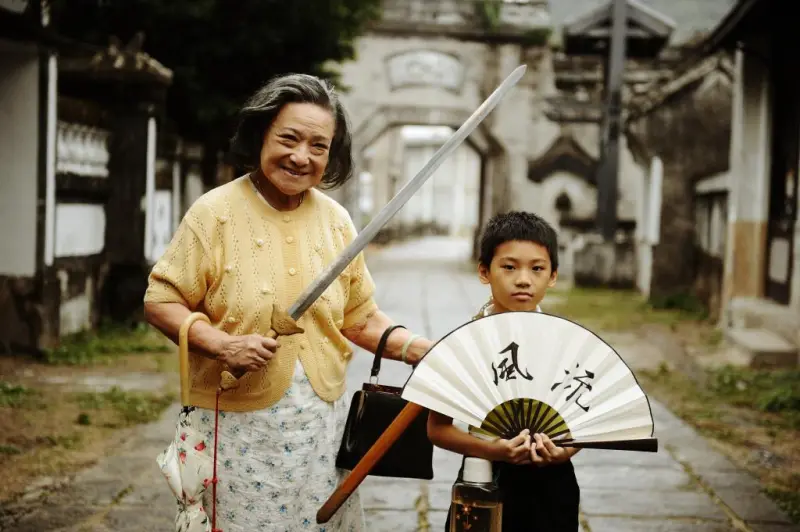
[[729, 297, 800, 349], [723, 327, 799, 369]]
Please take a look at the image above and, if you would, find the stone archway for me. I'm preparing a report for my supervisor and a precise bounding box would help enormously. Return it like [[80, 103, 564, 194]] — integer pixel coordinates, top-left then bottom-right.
[[338, 104, 510, 258], [323, 26, 535, 259]]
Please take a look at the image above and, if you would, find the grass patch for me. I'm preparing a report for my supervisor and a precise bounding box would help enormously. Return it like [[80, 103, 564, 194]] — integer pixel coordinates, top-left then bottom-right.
[[640, 364, 800, 524], [0, 339, 178, 505], [708, 367, 800, 425], [0, 381, 41, 408], [0, 380, 176, 504], [75, 386, 175, 427], [765, 486, 800, 524], [0, 444, 21, 456], [43, 321, 171, 365], [547, 288, 709, 332]]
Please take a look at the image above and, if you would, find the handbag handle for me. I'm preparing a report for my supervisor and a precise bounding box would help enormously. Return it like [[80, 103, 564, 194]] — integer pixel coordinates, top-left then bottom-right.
[[370, 324, 406, 384]]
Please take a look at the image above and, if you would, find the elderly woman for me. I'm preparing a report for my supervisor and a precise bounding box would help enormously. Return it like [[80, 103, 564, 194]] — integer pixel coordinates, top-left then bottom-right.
[[144, 73, 434, 531]]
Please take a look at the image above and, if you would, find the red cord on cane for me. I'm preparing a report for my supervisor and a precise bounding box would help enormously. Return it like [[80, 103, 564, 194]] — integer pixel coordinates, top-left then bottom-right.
[[211, 389, 222, 532]]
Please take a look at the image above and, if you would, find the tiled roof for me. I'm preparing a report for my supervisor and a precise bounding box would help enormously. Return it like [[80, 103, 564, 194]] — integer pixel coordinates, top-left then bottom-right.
[[548, 0, 738, 45]]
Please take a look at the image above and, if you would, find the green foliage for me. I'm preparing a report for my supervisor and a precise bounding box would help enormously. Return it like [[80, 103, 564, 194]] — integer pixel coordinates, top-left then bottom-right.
[[38, 433, 84, 450], [764, 486, 800, 524], [521, 27, 552, 46], [478, 0, 503, 30], [49, 0, 382, 149], [547, 288, 709, 331], [649, 292, 709, 319], [0, 382, 40, 408], [641, 363, 800, 525], [43, 321, 170, 366], [0, 444, 21, 455], [709, 366, 800, 422], [75, 386, 175, 427]]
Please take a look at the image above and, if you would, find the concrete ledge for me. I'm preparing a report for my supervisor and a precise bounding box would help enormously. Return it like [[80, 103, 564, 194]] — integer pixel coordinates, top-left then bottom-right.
[[729, 297, 800, 349], [724, 327, 799, 368]]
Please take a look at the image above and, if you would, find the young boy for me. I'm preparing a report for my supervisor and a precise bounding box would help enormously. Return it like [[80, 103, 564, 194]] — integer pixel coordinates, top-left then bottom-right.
[[431, 211, 581, 531]]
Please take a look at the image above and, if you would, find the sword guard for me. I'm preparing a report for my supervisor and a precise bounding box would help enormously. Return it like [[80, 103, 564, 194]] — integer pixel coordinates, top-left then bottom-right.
[[219, 303, 304, 391], [270, 304, 305, 336]]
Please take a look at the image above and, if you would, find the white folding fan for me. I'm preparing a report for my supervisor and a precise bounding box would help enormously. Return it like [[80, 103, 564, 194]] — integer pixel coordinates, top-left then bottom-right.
[[402, 311, 658, 452]]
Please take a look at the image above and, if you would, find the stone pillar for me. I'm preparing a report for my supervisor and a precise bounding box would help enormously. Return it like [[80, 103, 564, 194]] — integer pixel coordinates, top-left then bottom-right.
[[649, 160, 695, 299], [721, 44, 772, 320], [105, 105, 153, 265]]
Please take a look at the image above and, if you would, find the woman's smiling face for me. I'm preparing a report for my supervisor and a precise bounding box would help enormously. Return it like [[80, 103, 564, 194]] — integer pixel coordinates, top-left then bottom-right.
[[259, 102, 335, 196]]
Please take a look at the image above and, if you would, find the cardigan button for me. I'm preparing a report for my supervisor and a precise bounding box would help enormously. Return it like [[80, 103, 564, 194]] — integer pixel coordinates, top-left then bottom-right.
[[286, 236, 294, 244], [224, 265, 233, 273], [288, 267, 297, 276], [283, 215, 291, 223], [219, 216, 228, 224], [256, 238, 264, 247], [227, 316, 237, 324], [261, 284, 271, 294]]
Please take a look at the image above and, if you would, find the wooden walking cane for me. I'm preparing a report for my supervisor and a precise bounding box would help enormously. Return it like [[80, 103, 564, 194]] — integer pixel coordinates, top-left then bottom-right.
[[316, 402, 425, 524], [179, 312, 228, 532], [179, 313, 210, 406]]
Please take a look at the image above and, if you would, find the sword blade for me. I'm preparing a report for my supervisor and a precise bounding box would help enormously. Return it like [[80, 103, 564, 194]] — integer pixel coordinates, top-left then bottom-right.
[[288, 64, 527, 319]]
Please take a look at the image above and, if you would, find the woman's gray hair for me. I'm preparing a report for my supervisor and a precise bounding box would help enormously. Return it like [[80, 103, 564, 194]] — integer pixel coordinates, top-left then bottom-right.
[[228, 73, 354, 189]]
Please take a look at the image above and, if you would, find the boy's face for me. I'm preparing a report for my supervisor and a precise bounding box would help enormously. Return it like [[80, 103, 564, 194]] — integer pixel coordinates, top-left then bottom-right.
[[478, 240, 557, 313]]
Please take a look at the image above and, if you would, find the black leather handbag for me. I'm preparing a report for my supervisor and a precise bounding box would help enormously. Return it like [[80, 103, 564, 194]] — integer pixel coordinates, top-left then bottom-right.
[[335, 325, 434, 479]]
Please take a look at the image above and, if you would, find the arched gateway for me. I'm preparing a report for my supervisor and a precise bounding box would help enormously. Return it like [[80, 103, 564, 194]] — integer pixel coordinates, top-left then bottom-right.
[[326, 0, 732, 265], [327, 0, 552, 256]]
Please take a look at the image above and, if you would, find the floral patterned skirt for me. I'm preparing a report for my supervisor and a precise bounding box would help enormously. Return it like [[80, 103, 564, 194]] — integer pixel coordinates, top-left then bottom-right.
[[186, 361, 364, 531]]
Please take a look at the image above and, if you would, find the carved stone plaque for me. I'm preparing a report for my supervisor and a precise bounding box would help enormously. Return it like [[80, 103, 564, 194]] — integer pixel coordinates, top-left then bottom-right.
[[386, 50, 464, 93], [0, 0, 28, 14]]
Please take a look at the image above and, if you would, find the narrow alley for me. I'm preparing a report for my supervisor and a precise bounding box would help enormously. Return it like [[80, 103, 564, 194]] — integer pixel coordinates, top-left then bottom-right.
[[1, 238, 795, 532]]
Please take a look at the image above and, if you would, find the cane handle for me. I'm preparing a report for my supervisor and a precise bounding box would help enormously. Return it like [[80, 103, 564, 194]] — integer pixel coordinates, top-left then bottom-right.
[[178, 312, 211, 407]]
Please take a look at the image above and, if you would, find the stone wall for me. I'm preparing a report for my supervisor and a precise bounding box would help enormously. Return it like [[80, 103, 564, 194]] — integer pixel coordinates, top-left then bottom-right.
[[694, 250, 725, 319], [573, 238, 637, 289], [625, 52, 733, 305]]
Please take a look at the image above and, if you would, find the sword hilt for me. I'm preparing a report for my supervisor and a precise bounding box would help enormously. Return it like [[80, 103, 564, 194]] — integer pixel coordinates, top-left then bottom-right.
[[219, 303, 304, 391]]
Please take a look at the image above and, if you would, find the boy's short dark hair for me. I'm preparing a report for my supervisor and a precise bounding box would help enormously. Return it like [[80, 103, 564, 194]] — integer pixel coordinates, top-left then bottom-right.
[[478, 211, 559, 271]]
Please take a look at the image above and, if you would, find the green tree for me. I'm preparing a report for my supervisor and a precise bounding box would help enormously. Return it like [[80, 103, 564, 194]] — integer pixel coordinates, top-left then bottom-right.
[[51, 0, 381, 150]]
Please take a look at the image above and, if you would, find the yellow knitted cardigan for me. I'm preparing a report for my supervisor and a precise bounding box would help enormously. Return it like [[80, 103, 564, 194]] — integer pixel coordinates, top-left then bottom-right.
[[144, 176, 377, 411]]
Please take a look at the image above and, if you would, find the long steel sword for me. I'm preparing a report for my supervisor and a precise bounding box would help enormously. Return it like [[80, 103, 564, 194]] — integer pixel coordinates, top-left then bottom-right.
[[218, 64, 527, 390]]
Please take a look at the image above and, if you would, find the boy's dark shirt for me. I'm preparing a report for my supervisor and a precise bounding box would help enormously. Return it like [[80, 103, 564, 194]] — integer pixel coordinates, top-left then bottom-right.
[[444, 303, 580, 531], [445, 457, 580, 532]]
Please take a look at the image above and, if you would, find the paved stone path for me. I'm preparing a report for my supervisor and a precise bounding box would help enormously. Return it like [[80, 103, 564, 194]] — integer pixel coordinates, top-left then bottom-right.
[[1, 237, 797, 532]]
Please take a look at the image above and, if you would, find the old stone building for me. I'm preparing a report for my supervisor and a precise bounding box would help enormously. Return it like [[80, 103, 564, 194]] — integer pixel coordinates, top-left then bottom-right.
[[626, 0, 798, 366], [1, 0, 64, 352], [0, 4, 203, 352], [704, 0, 799, 365], [625, 52, 734, 308], [331, 0, 736, 278], [330, 0, 549, 257]]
